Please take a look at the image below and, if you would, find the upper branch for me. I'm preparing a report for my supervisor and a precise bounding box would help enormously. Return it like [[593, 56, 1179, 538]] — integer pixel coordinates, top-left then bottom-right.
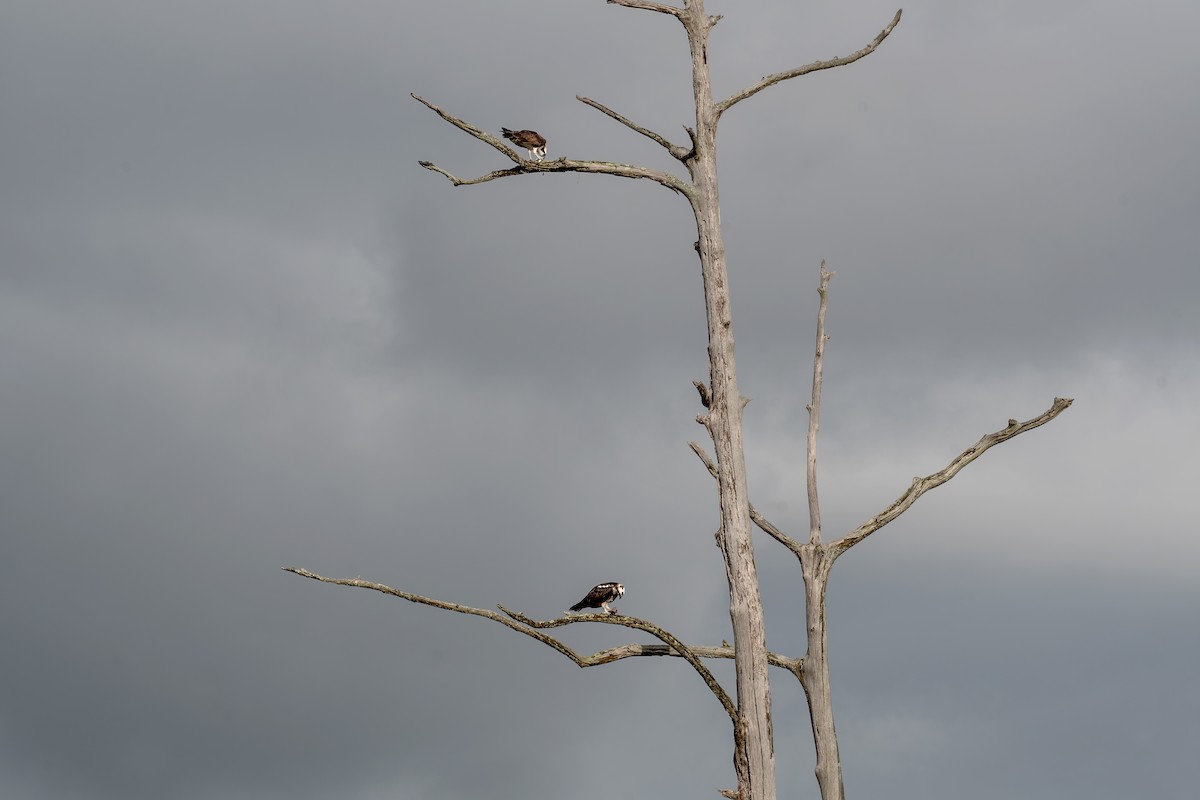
[[829, 396, 1075, 556], [412, 93, 692, 197], [411, 93, 515, 161], [714, 8, 903, 117], [576, 95, 693, 160], [606, 0, 685, 19], [806, 262, 833, 545]]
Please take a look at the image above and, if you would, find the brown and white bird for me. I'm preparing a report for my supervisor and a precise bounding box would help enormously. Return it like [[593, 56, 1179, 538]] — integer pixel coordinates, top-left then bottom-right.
[[501, 127, 547, 162], [568, 582, 624, 615]]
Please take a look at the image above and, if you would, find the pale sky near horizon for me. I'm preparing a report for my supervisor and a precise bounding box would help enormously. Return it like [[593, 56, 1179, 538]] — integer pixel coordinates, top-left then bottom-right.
[[2, 1, 1197, 798]]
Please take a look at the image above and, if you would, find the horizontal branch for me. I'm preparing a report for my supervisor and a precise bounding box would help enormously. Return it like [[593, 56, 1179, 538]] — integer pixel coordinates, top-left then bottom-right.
[[577, 95, 692, 160], [830, 396, 1074, 556], [688, 441, 803, 554], [416, 161, 524, 186], [714, 8, 903, 117], [606, 0, 684, 18], [584, 642, 803, 677], [412, 93, 692, 197], [417, 157, 691, 196]]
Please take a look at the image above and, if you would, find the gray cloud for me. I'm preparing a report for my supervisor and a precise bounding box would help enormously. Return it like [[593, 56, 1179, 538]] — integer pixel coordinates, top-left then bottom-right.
[[2, 1, 1197, 798]]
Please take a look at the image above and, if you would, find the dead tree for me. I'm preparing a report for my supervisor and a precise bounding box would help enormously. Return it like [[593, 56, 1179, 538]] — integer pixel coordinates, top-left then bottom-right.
[[285, 3, 1072, 799]]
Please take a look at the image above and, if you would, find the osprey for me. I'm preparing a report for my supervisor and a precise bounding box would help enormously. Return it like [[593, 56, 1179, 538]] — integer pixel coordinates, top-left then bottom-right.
[[501, 127, 547, 162], [569, 582, 624, 615]]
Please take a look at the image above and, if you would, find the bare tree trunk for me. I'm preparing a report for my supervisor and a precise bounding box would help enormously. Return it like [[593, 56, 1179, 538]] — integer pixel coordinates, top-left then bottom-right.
[[681, 3, 775, 798], [799, 546, 841, 800]]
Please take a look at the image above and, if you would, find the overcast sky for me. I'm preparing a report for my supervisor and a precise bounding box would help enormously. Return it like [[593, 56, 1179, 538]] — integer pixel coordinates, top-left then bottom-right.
[[2, 1, 1197, 798]]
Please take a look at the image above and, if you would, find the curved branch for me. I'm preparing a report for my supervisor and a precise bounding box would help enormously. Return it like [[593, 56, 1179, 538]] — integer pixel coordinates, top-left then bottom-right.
[[417, 161, 524, 186], [501, 606, 736, 721], [576, 95, 693, 160], [830, 397, 1075, 556], [688, 441, 803, 554], [280, 568, 798, 721], [412, 94, 692, 197], [714, 8, 903, 117]]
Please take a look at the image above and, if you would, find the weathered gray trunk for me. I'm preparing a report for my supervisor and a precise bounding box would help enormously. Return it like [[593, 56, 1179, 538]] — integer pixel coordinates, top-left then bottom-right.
[[683, 3, 775, 798], [799, 545, 841, 800]]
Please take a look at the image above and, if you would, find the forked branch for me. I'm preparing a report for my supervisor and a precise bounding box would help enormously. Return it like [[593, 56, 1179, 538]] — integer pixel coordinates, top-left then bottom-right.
[[714, 8, 903, 117], [281, 567, 805, 720], [412, 93, 692, 197], [500, 605, 735, 720], [830, 397, 1075, 556]]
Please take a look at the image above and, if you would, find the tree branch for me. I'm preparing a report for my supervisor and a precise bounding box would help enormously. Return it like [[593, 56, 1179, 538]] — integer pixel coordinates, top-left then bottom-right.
[[282, 567, 586, 660], [280, 567, 798, 720], [689, 441, 803, 554], [412, 93, 693, 197], [606, 0, 684, 19], [417, 158, 690, 196], [501, 606, 736, 721], [411, 93, 516, 161], [576, 95, 693, 160], [579, 642, 803, 676], [829, 397, 1075, 556], [714, 8, 903, 117], [806, 262, 833, 545], [416, 162, 525, 187]]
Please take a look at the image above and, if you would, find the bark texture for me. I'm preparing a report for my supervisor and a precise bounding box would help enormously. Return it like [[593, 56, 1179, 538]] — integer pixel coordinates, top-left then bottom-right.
[[678, 3, 775, 797]]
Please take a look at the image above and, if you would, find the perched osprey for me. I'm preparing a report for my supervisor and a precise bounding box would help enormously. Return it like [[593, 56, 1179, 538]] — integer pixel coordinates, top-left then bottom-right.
[[501, 127, 547, 162], [569, 582, 624, 615]]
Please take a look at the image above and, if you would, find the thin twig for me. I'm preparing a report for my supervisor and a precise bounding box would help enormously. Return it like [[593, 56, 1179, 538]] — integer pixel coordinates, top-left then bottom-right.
[[829, 397, 1075, 556], [714, 9, 903, 117], [417, 162, 525, 186], [688, 441, 803, 553]]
